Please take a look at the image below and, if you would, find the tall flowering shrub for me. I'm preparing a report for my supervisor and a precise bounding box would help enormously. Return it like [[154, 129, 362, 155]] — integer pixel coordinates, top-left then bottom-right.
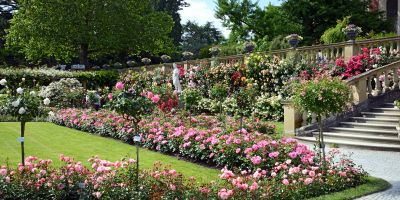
[[291, 77, 352, 162], [1, 79, 50, 165]]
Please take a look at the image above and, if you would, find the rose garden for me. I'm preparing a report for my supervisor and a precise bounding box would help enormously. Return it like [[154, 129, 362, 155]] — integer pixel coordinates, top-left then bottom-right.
[[1, 0, 400, 199]]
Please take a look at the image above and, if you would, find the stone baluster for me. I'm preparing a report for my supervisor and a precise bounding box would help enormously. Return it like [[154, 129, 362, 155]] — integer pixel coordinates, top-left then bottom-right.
[[374, 75, 382, 96], [330, 48, 335, 62], [393, 67, 399, 90], [367, 76, 373, 97], [383, 70, 390, 93], [311, 113, 317, 124]]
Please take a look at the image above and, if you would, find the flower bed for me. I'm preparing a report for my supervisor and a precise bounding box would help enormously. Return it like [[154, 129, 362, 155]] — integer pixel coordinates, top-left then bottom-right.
[[0, 153, 367, 199]]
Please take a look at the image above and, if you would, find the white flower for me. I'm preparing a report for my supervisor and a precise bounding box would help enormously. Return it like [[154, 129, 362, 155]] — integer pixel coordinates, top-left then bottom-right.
[[43, 98, 50, 105], [48, 111, 55, 116], [11, 99, 21, 107], [17, 87, 24, 94], [0, 79, 6, 86], [30, 91, 36, 96], [18, 107, 26, 115]]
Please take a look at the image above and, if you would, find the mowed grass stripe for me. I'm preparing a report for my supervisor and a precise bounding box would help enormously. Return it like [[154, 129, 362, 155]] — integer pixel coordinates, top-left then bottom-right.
[[0, 122, 219, 183]]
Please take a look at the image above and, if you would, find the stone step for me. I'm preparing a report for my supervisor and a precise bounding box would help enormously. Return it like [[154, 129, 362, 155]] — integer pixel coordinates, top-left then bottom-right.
[[296, 136, 400, 151], [370, 107, 400, 113], [312, 132, 400, 144], [329, 127, 398, 135], [381, 103, 395, 108], [361, 112, 400, 119], [350, 117, 399, 125], [339, 122, 397, 130]]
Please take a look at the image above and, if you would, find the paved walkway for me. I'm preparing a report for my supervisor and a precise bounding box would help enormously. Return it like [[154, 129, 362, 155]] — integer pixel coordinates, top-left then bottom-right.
[[314, 146, 400, 199], [341, 148, 400, 200], [300, 142, 400, 199]]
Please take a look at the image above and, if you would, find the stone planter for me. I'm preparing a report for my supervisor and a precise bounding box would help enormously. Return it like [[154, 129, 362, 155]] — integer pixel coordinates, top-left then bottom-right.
[[345, 30, 357, 41], [288, 39, 299, 48]]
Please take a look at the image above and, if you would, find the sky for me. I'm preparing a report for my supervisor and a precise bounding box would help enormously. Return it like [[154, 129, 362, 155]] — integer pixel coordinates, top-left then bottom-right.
[[179, 0, 282, 38]]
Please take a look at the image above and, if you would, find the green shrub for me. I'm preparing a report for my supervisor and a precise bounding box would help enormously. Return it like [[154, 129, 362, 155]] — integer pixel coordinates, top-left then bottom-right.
[[0, 68, 119, 90], [39, 78, 85, 108], [320, 16, 350, 44]]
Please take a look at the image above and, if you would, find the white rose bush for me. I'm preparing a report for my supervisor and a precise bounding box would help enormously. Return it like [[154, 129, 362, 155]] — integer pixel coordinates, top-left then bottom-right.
[[1, 79, 51, 165]]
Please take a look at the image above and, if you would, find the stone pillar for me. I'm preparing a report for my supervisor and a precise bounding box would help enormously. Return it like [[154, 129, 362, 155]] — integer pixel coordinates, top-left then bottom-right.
[[282, 100, 302, 136], [344, 41, 359, 62], [350, 78, 368, 104]]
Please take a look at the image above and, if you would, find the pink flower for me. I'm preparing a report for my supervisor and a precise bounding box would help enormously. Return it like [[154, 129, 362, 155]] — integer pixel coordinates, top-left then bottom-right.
[[107, 93, 113, 101], [151, 95, 160, 103], [268, 152, 279, 158], [5, 176, 10, 183], [235, 148, 241, 154], [147, 91, 154, 99], [93, 191, 102, 199], [282, 179, 289, 185], [169, 184, 176, 191], [218, 189, 233, 200], [251, 156, 262, 165], [249, 182, 258, 191], [309, 171, 315, 177], [304, 178, 313, 185], [115, 82, 124, 90], [0, 168, 7, 176]]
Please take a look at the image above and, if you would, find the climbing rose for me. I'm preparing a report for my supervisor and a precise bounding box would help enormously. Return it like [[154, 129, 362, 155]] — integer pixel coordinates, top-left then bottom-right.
[[43, 98, 51, 106]]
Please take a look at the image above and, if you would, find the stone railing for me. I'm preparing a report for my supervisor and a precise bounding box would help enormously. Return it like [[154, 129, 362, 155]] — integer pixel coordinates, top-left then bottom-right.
[[136, 36, 400, 73], [282, 60, 400, 136]]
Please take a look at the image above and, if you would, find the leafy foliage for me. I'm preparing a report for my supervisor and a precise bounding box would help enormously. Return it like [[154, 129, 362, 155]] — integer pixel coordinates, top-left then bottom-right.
[[6, 0, 174, 64], [291, 77, 352, 116], [320, 16, 350, 44], [181, 21, 224, 57]]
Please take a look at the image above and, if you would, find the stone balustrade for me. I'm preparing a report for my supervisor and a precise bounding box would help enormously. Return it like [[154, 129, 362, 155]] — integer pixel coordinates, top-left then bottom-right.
[[137, 36, 400, 74], [283, 59, 400, 136]]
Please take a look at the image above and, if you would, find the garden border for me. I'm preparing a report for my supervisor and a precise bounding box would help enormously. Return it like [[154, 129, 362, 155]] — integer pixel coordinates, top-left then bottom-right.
[[309, 176, 390, 200]]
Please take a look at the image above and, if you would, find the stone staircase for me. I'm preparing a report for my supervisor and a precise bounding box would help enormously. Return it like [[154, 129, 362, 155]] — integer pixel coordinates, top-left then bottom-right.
[[296, 103, 400, 151]]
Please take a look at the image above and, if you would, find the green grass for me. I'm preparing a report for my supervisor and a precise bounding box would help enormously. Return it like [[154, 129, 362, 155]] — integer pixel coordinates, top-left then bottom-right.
[[270, 121, 284, 134], [0, 122, 220, 183], [308, 177, 391, 200]]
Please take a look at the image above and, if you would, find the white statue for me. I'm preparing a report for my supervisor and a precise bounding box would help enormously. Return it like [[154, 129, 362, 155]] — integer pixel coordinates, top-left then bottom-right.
[[172, 63, 182, 93]]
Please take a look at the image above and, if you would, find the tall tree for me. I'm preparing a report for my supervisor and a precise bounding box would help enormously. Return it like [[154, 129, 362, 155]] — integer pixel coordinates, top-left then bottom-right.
[[216, 1, 302, 42], [181, 21, 224, 56], [216, 0, 392, 45], [282, 0, 392, 44], [153, 0, 188, 46], [6, 0, 174, 65]]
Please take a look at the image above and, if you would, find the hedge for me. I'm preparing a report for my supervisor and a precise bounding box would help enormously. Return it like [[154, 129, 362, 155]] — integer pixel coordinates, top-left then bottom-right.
[[0, 68, 119, 90]]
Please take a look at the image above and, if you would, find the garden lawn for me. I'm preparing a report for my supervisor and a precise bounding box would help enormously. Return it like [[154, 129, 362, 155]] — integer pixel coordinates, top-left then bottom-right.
[[0, 122, 220, 183]]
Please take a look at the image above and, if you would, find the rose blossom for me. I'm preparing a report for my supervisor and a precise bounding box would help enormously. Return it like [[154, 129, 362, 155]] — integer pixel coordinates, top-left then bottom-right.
[[115, 82, 124, 90]]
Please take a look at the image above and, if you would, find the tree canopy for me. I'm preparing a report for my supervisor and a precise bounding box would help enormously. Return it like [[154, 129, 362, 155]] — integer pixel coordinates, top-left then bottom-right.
[[216, 0, 393, 45], [181, 21, 224, 57], [153, 0, 189, 46], [6, 0, 174, 65]]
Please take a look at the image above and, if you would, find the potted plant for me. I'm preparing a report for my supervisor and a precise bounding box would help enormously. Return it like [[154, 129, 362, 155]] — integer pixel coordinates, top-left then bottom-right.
[[141, 58, 152, 66], [160, 55, 171, 63], [243, 41, 255, 54], [209, 46, 221, 57], [126, 60, 136, 68], [342, 24, 362, 41], [285, 34, 303, 48], [182, 51, 193, 61]]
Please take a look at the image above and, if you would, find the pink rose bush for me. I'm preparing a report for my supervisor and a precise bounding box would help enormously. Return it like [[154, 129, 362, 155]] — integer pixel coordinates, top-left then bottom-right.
[[0, 150, 366, 199]]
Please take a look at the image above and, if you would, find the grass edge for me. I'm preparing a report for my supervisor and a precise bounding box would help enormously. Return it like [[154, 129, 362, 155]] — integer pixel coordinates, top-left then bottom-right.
[[308, 176, 391, 200]]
